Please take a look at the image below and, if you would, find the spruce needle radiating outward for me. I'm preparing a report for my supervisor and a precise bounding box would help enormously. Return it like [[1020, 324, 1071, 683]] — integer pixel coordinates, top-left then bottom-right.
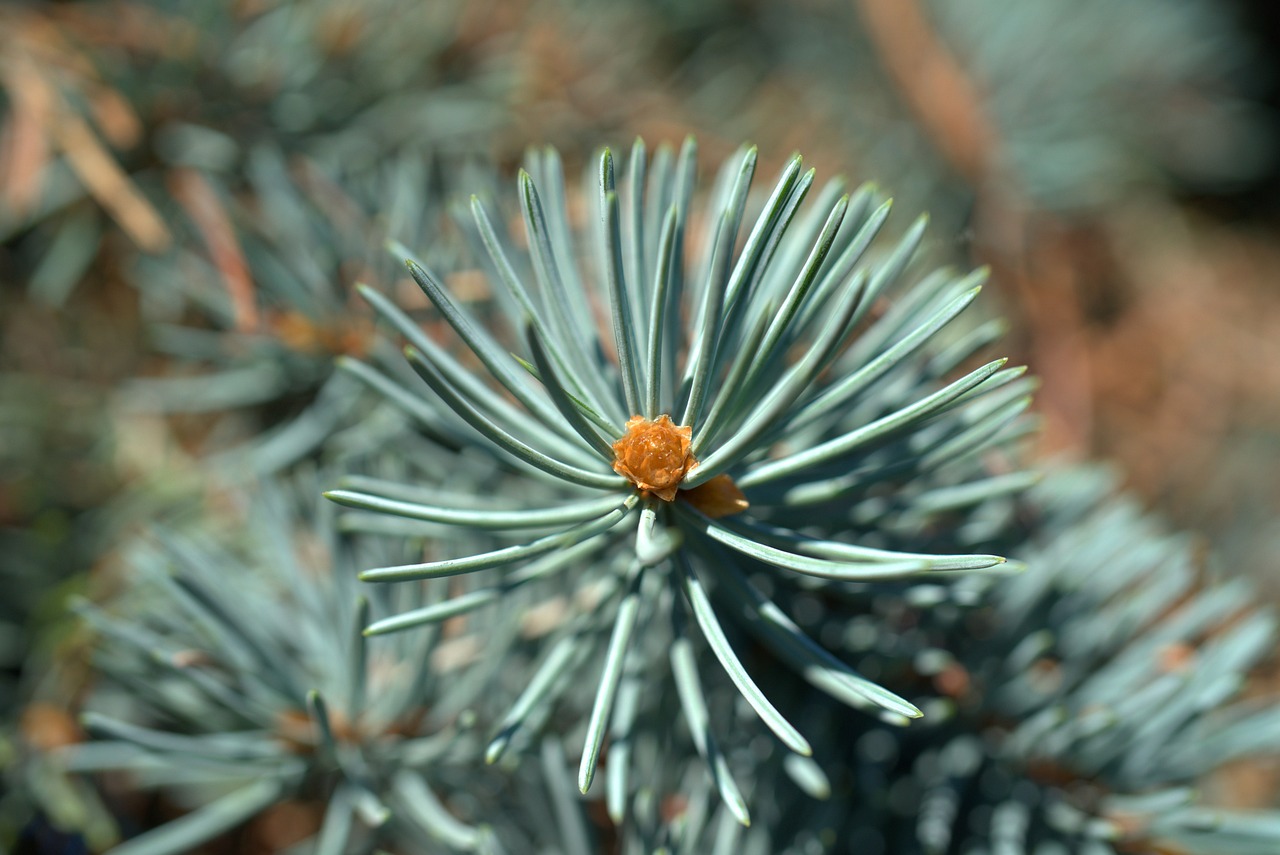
[[335, 138, 1035, 821]]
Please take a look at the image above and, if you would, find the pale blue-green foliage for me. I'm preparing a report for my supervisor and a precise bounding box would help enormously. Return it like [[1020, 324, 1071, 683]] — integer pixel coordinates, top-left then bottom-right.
[[333, 138, 1036, 822], [605, 465, 1280, 854], [59, 471, 523, 855], [31, 133, 1280, 854], [125, 147, 480, 475], [177, 0, 507, 170]]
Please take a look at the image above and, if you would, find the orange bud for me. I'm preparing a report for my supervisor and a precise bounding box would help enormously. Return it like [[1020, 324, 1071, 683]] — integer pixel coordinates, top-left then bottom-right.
[[611, 414, 696, 501]]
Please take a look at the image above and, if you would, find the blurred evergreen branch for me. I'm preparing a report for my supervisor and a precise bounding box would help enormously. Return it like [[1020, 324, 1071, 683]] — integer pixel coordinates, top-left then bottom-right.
[[46, 472, 516, 854], [122, 148, 467, 474]]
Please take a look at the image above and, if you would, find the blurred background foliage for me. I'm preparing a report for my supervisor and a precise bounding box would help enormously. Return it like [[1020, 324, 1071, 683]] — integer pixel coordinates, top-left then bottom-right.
[[3, 0, 1280, 850]]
